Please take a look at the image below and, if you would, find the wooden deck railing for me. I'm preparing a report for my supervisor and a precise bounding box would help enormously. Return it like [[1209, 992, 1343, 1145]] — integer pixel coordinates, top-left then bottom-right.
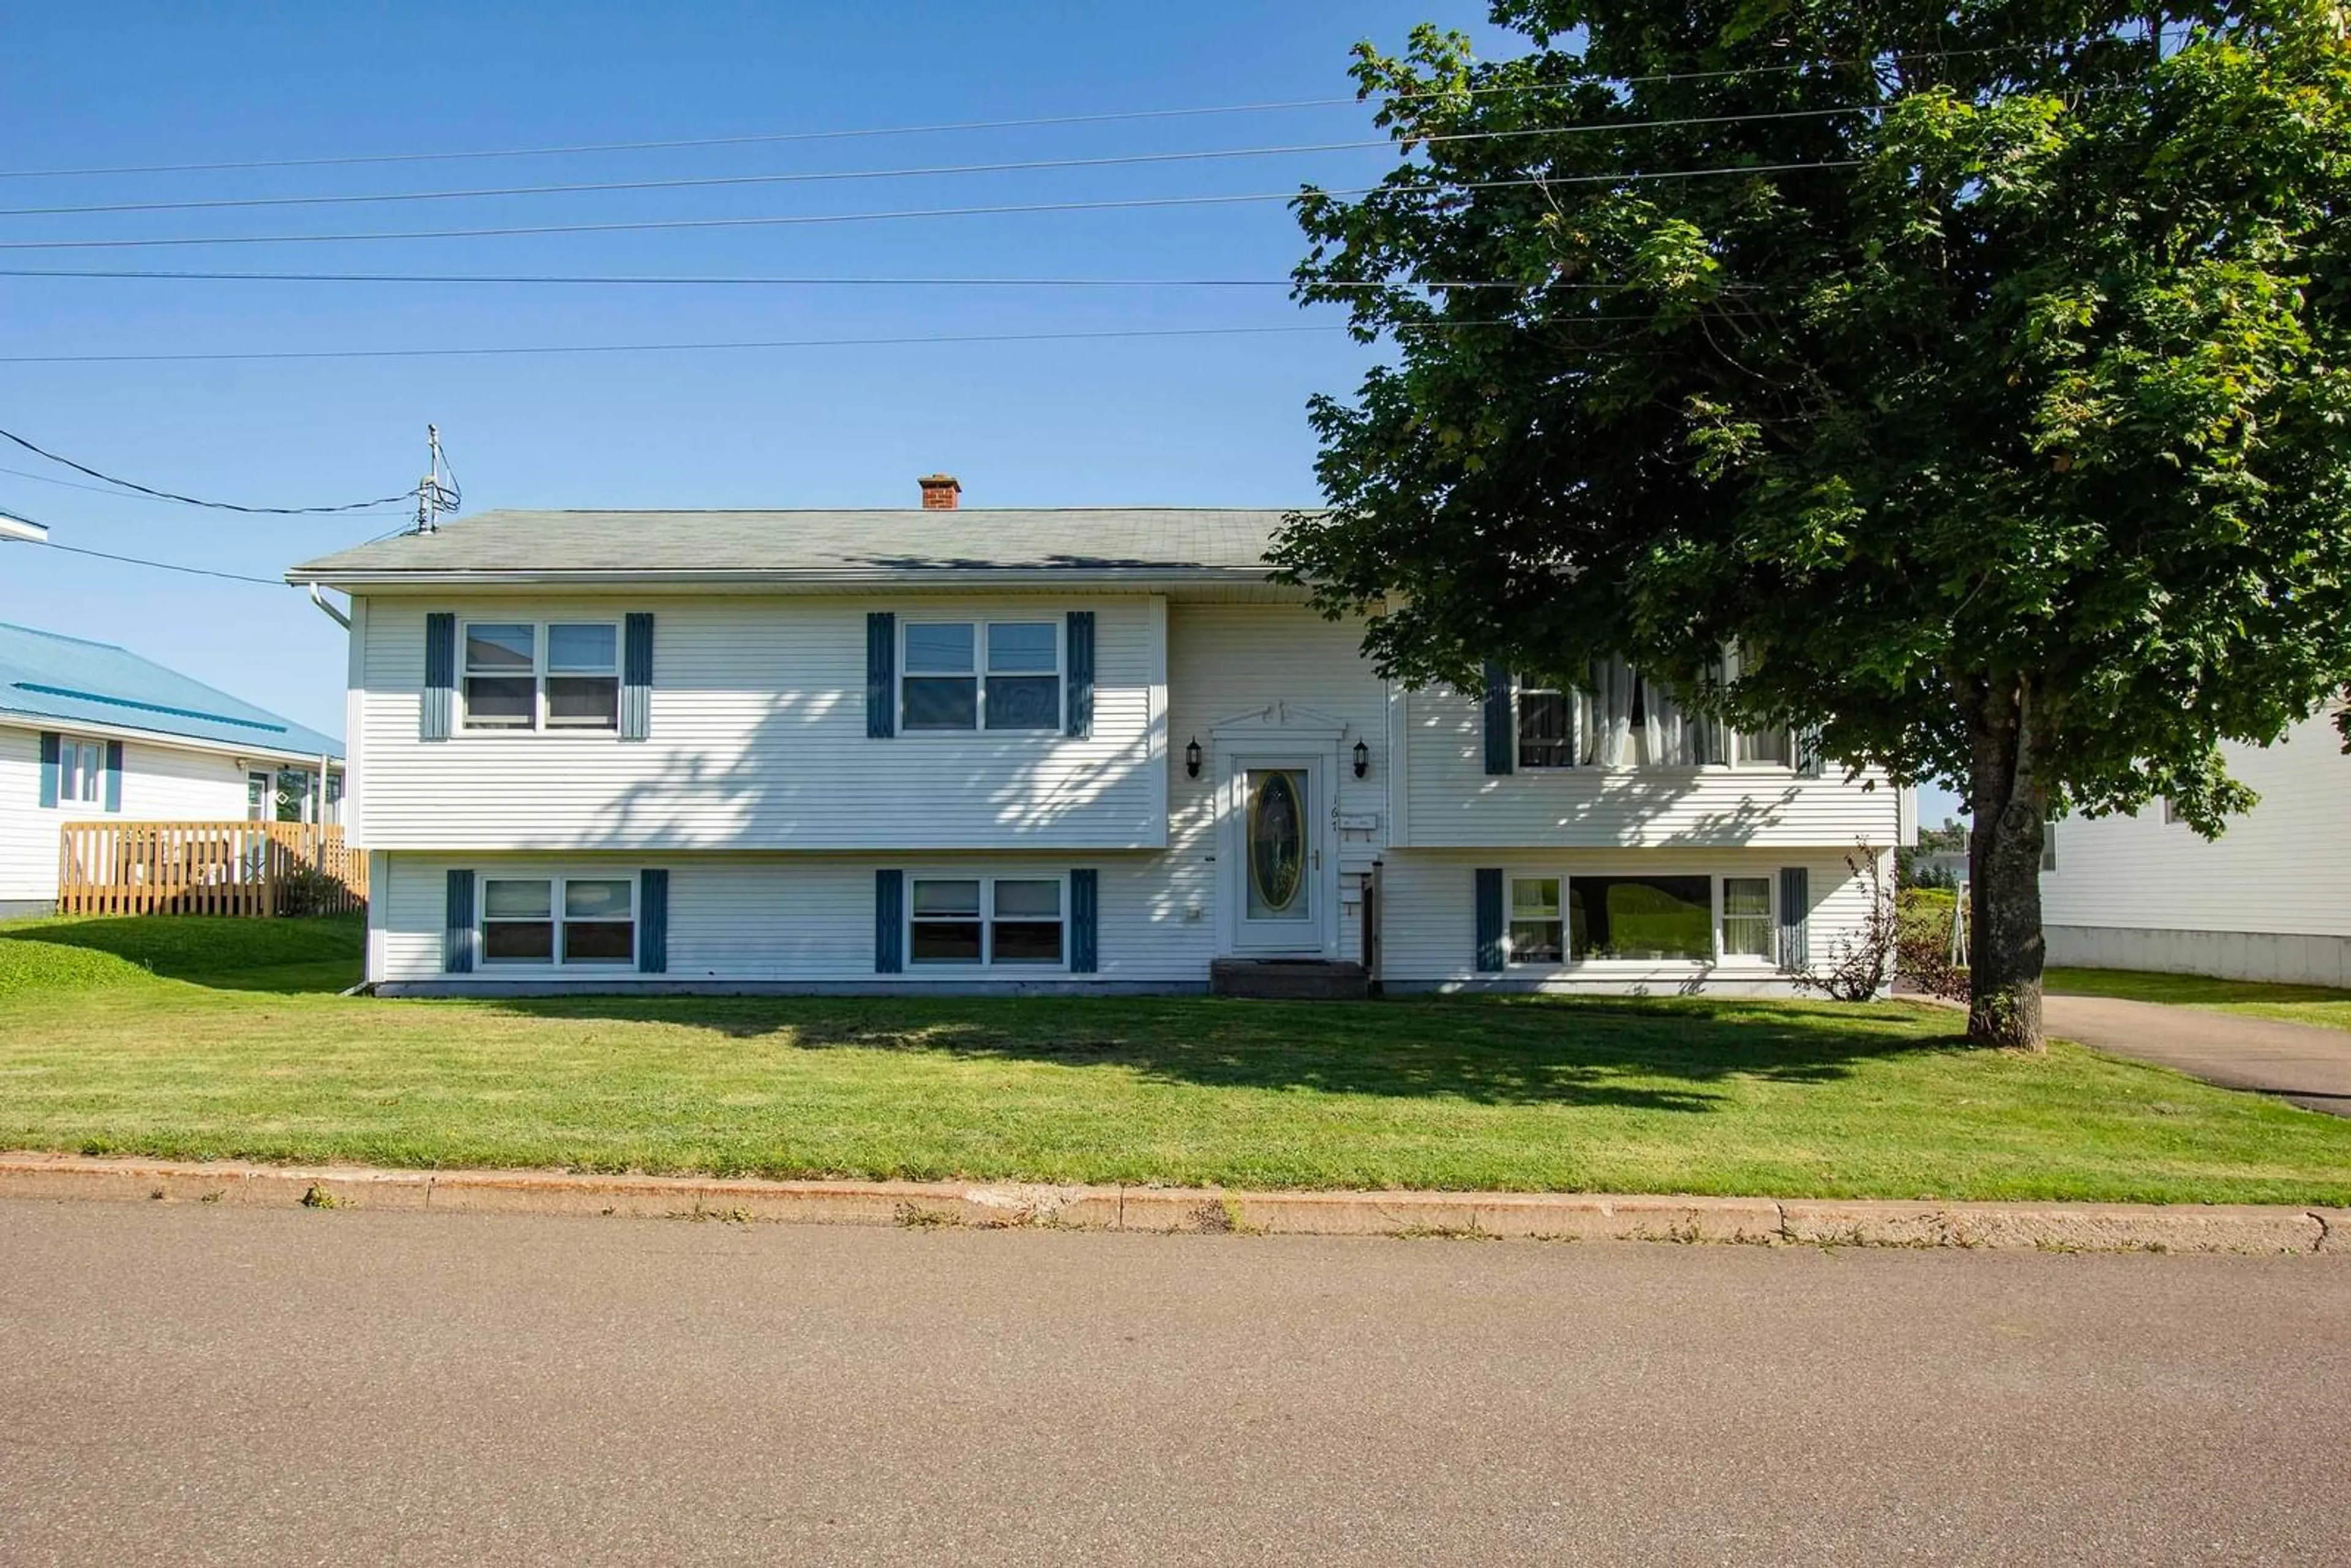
[[56, 820, 369, 918]]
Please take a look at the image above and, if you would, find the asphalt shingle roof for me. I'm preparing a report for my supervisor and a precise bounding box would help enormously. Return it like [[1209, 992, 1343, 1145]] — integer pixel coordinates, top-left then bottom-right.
[[0, 621, 342, 759], [290, 508, 1306, 582]]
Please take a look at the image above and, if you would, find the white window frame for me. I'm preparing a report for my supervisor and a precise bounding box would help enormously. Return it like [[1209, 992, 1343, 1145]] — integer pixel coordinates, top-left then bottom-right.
[[898, 618, 1063, 736], [478, 872, 639, 969], [1718, 874, 1779, 964], [458, 618, 623, 735], [1495, 869, 1781, 969], [1726, 728, 1796, 771], [1503, 872, 1566, 965], [53, 737, 103, 806], [904, 871, 1070, 970]]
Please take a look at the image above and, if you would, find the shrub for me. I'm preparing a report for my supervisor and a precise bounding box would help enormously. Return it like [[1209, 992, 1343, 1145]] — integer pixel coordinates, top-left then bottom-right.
[[1897, 888, 1970, 1002], [1797, 839, 1901, 1002]]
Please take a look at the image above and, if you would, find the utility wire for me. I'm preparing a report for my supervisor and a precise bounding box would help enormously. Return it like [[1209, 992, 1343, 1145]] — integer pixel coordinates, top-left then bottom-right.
[[0, 317, 1666, 366], [0, 42, 2058, 181], [0, 108, 1885, 219], [0, 266, 1715, 290], [0, 458, 409, 506], [0, 161, 1864, 252], [4, 533, 291, 586], [0, 425, 419, 514]]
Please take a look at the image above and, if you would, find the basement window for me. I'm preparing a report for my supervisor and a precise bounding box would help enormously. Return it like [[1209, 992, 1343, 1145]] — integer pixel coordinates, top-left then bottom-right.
[[909, 875, 1065, 967], [482, 876, 635, 966]]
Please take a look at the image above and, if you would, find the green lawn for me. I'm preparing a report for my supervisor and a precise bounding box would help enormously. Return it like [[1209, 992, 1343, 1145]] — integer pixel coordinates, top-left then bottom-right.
[[3, 915, 2348, 1204], [2045, 966, 2351, 1032]]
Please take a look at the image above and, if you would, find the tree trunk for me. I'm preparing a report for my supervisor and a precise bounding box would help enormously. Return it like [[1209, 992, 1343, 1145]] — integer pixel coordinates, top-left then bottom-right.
[[1963, 677, 2047, 1048]]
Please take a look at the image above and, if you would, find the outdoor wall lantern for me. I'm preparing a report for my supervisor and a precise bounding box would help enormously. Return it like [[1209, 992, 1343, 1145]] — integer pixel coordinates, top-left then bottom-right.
[[1352, 739, 1370, 779], [1185, 737, 1202, 778]]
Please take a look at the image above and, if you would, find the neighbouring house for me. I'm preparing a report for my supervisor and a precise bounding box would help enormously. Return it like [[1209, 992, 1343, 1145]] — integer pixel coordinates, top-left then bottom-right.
[[2042, 710, 2351, 985], [288, 478, 1915, 997], [0, 621, 346, 917]]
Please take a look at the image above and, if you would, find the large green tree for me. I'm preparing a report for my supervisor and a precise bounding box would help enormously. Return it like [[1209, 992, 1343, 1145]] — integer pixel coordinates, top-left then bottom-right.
[[1278, 1, 2351, 1045]]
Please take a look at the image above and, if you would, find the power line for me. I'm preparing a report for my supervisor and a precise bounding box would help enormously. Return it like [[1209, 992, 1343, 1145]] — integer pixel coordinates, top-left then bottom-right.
[[0, 317, 1665, 367], [0, 425, 419, 514], [0, 43, 2052, 181], [0, 108, 1883, 220], [0, 266, 1697, 290], [5, 534, 290, 586], [0, 161, 1864, 252], [0, 457, 411, 510]]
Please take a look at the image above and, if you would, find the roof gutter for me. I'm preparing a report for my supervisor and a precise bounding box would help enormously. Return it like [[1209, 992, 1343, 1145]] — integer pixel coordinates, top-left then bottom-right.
[[307, 583, 351, 628]]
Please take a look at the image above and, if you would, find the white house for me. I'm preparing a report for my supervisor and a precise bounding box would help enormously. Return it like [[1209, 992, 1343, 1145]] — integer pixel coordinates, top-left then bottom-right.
[[288, 479, 1913, 997], [0, 620, 346, 917], [2042, 711, 2350, 985]]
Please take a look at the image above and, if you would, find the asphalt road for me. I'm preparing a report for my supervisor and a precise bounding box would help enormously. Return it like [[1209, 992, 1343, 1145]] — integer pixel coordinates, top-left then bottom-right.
[[2, 1203, 2346, 1567]]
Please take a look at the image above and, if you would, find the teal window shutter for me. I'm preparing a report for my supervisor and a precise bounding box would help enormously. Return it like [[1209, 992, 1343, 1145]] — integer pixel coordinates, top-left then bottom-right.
[[1474, 868, 1505, 972], [1795, 728, 1824, 777], [37, 731, 59, 807], [1778, 866, 1810, 970], [638, 868, 668, 973], [422, 613, 456, 741], [874, 869, 904, 972], [1065, 611, 1095, 738], [102, 741, 122, 812], [1482, 661, 1514, 775], [621, 613, 654, 741], [867, 613, 896, 738], [1070, 868, 1098, 973], [444, 869, 476, 974]]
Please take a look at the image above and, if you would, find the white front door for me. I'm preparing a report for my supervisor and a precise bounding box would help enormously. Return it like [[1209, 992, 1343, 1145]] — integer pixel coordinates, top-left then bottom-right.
[[1227, 757, 1332, 956]]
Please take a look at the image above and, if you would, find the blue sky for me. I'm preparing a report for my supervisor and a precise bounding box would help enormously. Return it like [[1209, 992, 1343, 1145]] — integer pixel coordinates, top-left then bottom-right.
[[0, 2, 1967, 823]]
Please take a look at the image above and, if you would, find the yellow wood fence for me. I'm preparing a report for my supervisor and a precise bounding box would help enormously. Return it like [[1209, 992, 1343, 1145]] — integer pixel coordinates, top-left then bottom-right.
[[56, 821, 369, 918]]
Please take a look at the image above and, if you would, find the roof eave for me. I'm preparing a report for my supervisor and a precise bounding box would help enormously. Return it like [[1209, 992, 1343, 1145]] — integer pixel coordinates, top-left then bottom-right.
[[285, 565, 1294, 593], [0, 707, 342, 764]]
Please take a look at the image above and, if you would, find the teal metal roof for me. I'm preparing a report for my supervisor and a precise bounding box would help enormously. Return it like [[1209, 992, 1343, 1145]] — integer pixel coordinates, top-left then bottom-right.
[[0, 621, 342, 760]]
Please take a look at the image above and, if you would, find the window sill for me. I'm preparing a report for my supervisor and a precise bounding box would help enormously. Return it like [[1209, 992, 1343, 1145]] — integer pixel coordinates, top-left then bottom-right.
[[450, 729, 623, 741]]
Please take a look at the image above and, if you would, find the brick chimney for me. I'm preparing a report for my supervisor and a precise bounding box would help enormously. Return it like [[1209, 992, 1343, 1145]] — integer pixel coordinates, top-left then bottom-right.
[[918, 473, 961, 510]]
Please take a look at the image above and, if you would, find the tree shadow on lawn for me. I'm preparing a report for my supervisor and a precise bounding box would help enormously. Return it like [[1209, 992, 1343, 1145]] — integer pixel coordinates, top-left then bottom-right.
[[474, 992, 1972, 1112]]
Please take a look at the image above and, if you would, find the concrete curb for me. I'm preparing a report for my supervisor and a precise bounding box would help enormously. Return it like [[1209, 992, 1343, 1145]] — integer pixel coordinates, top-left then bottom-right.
[[2, 1152, 2343, 1255]]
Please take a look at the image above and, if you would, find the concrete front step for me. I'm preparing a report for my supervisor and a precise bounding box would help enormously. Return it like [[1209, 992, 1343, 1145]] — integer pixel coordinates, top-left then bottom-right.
[[1210, 958, 1370, 1001]]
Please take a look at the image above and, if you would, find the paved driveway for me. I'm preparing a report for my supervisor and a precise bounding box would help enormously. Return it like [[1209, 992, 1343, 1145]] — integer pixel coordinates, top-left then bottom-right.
[[2043, 993, 2351, 1114], [2, 1202, 2347, 1566]]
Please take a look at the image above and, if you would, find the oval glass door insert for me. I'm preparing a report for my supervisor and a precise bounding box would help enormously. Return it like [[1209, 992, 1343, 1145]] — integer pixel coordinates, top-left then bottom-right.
[[1245, 768, 1309, 920]]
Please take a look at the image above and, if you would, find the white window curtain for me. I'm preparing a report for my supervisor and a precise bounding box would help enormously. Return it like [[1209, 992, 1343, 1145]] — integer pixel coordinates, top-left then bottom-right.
[[1581, 656, 1701, 767]]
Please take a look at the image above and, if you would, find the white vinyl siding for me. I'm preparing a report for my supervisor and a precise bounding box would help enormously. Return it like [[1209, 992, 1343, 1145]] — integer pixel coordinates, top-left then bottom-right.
[[0, 724, 260, 905], [376, 851, 1172, 985], [354, 595, 1163, 852], [1402, 683, 1901, 849], [2042, 712, 2351, 939], [368, 844, 1881, 994]]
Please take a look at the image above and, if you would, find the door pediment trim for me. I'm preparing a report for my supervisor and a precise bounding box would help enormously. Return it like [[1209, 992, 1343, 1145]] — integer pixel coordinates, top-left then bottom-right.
[[1209, 700, 1348, 743]]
